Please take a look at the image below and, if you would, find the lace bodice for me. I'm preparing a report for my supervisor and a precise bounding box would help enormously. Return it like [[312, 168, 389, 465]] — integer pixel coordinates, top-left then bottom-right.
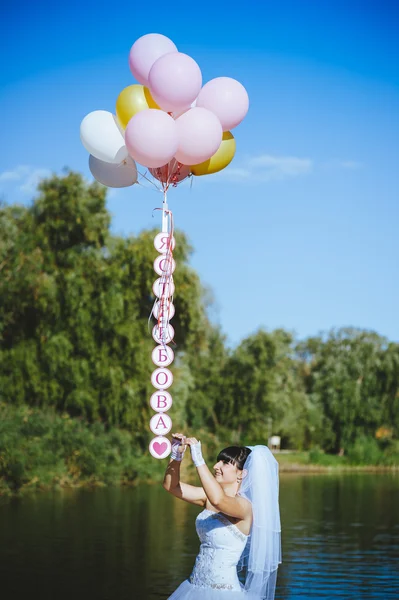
[[189, 509, 248, 591]]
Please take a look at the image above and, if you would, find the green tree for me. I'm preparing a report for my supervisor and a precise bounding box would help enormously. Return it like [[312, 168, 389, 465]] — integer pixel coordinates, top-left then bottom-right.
[[186, 327, 229, 431], [296, 328, 399, 452], [0, 172, 209, 446], [214, 329, 314, 446]]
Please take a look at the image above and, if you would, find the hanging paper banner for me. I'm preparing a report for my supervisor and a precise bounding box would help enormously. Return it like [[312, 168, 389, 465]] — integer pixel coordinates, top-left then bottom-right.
[[152, 345, 175, 367], [154, 233, 176, 254], [152, 323, 175, 345], [152, 277, 175, 299], [153, 300, 175, 320], [151, 367, 173, 390], [149, 436, 172, 459], [149, 202, 175, 459], [150, 390, 173, 412], [153, 255, 176, 276], [150, 413, 173, 436]]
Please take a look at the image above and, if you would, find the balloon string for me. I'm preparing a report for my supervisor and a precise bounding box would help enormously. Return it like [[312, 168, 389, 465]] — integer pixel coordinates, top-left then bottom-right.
[[149, 202, 176, 348], [137, 180, 161, 194], [144, 161, 193, 191], [158, 197, 175, 346], [156, 159, 187, 192]]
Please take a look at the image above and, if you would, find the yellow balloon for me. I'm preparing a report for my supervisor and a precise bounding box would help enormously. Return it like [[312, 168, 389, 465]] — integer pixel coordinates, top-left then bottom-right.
[[116, 84, 160, 129], [191, 132, 236, 176]]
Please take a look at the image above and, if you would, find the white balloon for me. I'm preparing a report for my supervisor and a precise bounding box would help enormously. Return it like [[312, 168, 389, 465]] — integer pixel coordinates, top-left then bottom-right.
[[89, 155, 138, 188], [80, 110, 128, 164]]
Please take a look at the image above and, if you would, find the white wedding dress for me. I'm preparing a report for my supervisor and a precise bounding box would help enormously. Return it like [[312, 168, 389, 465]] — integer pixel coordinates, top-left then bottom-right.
[[168, 508, 257, 599]]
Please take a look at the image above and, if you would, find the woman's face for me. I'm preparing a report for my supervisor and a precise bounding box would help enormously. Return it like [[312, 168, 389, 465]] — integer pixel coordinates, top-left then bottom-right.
[[213, 458, 241, 485]]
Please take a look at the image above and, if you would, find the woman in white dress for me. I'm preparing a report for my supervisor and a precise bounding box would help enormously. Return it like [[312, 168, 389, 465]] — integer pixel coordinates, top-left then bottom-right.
[[163, 434, 281, 599]]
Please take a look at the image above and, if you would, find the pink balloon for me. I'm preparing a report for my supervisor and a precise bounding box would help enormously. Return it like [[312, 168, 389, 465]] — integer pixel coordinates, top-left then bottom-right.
[[173, 99, 197, 119], [129, 34, 177, 86], [125, 110, 178, 168], [196, 77, 249, 131], [149, 159, 191, 185], [175, 107, 223, 165], [149, 52, 202, 112]]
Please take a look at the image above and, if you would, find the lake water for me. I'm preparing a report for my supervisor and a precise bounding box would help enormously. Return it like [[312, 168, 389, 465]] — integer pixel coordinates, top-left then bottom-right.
[[0, 473, 398, 599]]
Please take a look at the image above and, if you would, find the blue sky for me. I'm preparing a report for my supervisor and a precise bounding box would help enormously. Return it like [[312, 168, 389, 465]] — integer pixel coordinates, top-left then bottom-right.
[[1, 1, 398, 346]]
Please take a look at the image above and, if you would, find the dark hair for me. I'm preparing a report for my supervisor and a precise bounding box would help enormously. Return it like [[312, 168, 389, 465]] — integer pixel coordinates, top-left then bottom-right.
[[217, 446, 252, 470]]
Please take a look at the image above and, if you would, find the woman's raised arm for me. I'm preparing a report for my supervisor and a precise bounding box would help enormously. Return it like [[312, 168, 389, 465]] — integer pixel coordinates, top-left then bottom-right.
[[162, 433, 207, 507]]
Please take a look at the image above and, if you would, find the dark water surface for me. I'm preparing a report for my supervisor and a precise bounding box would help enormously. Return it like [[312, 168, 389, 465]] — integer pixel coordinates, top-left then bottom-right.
[[1, 473, 398, 599]]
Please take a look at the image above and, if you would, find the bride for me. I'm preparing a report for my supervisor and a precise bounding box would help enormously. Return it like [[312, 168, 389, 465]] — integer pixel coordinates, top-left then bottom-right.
[[163, 434, 282, 599]]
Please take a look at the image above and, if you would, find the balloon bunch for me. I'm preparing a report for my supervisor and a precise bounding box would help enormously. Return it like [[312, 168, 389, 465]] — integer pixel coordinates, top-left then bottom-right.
[[80, 33, 249, 189], [80, 33, 249, 459]]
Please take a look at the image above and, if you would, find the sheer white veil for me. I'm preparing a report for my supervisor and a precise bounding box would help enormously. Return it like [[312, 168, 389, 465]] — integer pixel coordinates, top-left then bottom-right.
[[238, 445, 282, 599]]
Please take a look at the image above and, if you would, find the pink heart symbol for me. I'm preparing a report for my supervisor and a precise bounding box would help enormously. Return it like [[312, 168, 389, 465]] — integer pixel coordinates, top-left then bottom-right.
[[153, 442, 167, 456]]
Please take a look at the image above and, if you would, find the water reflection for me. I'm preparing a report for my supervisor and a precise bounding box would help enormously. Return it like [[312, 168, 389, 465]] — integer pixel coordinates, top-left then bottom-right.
[[0, 474, 398, 599], [277, 473, 399, 599]]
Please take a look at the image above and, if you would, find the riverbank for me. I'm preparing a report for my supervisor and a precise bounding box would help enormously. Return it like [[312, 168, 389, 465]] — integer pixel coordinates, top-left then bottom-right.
[[276, 452, 399, 473], [1, 403, 398, 496]]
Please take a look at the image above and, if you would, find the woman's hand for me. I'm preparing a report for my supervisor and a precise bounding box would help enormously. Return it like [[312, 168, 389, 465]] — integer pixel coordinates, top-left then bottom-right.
[[186, 437, 205, 467], [171, 433, 187, 461], [171, 432, 186, 452], [185, 437, 199, 446]]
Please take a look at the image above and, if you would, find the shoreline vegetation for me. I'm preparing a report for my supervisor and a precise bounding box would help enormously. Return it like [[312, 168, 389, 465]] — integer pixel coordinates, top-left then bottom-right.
[[1, 173, 398, 498], [0, 404, 397, 497]]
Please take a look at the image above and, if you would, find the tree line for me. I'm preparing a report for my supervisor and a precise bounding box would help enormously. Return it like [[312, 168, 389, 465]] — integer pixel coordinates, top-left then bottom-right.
[[1, 172, 398, 462]]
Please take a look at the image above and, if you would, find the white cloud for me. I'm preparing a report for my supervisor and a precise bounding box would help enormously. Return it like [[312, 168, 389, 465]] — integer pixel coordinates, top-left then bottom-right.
[[203, 154, 365, 184], [219, 167, 252, 181], [322, 159, 364, 171], [338, 160, 364, 170], [209, 154, 314, 184], [19, 169, 52, 194], [248, 155, 313, 179], [0, 165, 31, 182], [0, 165, 51, 195]]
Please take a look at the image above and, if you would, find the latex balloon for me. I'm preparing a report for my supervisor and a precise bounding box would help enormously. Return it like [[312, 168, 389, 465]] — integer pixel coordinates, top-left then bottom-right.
[[89, 155, 138, 187], [191, 131, 236, 176], [116, 85, 159, 129], [80, 111, 128, 164], [173, 99, 197, 119], [125, 109, 178, 168], [129, 33, 177, 86], [196, 77, 249, 131], [149, 159, 191, 184], [175, 107, 222, 165], [149, 52, 202, 112]]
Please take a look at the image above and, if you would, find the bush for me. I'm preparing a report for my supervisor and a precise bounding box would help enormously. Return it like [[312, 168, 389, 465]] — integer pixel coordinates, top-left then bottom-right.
[[380, 439, 399, 466], [308, 447, 344, 466], [0, 402, 159, 495], [346, 436, 385, 465]]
